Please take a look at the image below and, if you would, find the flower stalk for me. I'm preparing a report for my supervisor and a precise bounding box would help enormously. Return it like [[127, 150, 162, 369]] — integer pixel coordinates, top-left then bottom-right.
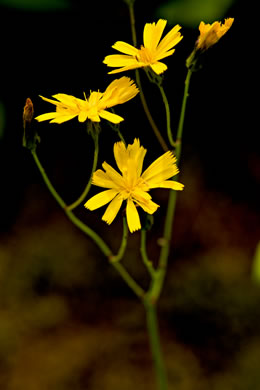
[[66, 125, 99, 211], [144, 298, 168, 390], [127, 3, 168, 152]]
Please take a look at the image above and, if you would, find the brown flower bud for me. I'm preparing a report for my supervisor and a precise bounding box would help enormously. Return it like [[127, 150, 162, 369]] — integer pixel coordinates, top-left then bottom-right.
[[23, 98, 34, 128]]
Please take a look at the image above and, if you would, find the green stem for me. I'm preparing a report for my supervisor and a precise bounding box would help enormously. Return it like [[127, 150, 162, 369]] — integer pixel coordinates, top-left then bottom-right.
[[128, 1, 137, 46], [140, 229, 155, 277], [149, 68, 193, 302], [144, 299, 168, 390], [157, 83, 175, 148], [127, 1, 168, 152], [32, 150, 66, 209], [149, 190, 177, 301], [113, 261, 145, 299], [108, 117, 126, 145], [66, 132, 99, 211], [31, 150, 145, 298], [136, 71, 168, 152], [31, 150, 112, 257], [175, 68, 193, 161], [110, 217, 128, 263]]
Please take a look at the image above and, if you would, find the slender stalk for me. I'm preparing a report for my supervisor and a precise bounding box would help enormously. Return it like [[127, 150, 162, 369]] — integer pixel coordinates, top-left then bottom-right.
[[66, 132, 99, 211], [113, 261, 145, 299], [65, 208, 112, 258], [136, 71, 168, 152], [110, 217, 128, 263], [31, 150, 112, 257], [32, 150, 66, 209], [157, 83, 175, 148], [128, 1, 137, 46], [149, 190, 177, 301], [144, 299, 168, 390], [175, 68, 193, 161], [150, 68, 193, 302], [114, 126, 126, 144], [108, 118, 126, 144], [140, 229, 155, 277], [127, 1, 168, 152], [31, 149, 145, 298]]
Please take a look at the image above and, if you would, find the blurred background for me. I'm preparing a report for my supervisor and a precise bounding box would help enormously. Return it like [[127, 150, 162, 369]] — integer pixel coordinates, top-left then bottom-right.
[[0, 0, 259, 389]]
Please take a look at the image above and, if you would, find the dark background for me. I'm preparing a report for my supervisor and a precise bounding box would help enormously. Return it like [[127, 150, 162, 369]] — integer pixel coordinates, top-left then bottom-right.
[[0, 0, 259, 389]]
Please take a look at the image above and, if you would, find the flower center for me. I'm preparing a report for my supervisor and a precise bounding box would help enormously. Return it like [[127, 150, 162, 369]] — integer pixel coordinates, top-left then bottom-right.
[[137, 46, 154, 64]]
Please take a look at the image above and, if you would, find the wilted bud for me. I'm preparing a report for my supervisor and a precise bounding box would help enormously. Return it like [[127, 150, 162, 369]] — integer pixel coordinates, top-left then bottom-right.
[[23, 98, 34, 128], [23, 98, 40, 151]]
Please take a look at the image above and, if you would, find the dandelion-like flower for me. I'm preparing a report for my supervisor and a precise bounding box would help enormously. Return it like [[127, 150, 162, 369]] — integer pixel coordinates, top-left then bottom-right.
[[103, 19, 183, 75], [196, 18, 234, 51], [34, 77, 139, 125], [84, 139, 184, 233]]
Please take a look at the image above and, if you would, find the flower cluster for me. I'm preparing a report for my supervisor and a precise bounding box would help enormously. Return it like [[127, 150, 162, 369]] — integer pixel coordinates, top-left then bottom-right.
[[35, 16, 233, 232]]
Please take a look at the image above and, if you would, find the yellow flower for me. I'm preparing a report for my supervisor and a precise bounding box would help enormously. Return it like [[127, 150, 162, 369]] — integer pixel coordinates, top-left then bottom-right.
[[34, 77, 139, 125], [84, 139, 184, 233], [103, 19, 183, 75], [196, 18, 234, 51]]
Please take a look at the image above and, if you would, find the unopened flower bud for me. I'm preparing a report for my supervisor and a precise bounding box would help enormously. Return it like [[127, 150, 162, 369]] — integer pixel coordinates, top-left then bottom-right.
[[22, 98, 40, 151], [23, 98, 34, 128]]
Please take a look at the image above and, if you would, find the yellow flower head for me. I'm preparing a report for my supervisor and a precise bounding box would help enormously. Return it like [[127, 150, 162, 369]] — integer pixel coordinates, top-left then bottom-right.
[[103, 19, 183, 75], [34, 77, 139, 125], [196, 18, 234, 51], [84, 139, 184, 233]]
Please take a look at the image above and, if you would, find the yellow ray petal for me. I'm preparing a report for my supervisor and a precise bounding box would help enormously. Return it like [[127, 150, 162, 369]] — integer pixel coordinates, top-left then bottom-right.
[[155, 48, 175, 61], [142, 151, 179, 185], [157, 180, 184, 191], [52, 93, 80, 107], [102, 194, 124, 225], [50, 114, 79, 124], [78, 111, 90, 122], [134, 196, 159, 215], [150, 62, 168, 74], [84, 189, 119, 211], [102, 161, 124, 188], [103, 77, 139, 107], [99, 109, 123, 124], [127, 138, 147, 177], [107, 63, 144, 74], [112, 41, 139, 56], [143, 19, 167, 51], [132, 188, 159, 214], [104, 54, 140, 68], [38, 95, 61, 107], [126, 198, 141, 233], [103, 76, 132, 101], [34, 112, 59, 122], [156, 24, 182, 57], [113, 141, 128, 174], [92, 169, 119, 189]]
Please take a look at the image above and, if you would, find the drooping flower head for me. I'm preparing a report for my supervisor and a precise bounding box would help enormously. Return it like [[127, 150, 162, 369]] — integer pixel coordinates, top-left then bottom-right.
[[34, 77, 139, 125], [84, 139, 184, 233], [103, 19, 183, 75], [196, 18, 234, 51]]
